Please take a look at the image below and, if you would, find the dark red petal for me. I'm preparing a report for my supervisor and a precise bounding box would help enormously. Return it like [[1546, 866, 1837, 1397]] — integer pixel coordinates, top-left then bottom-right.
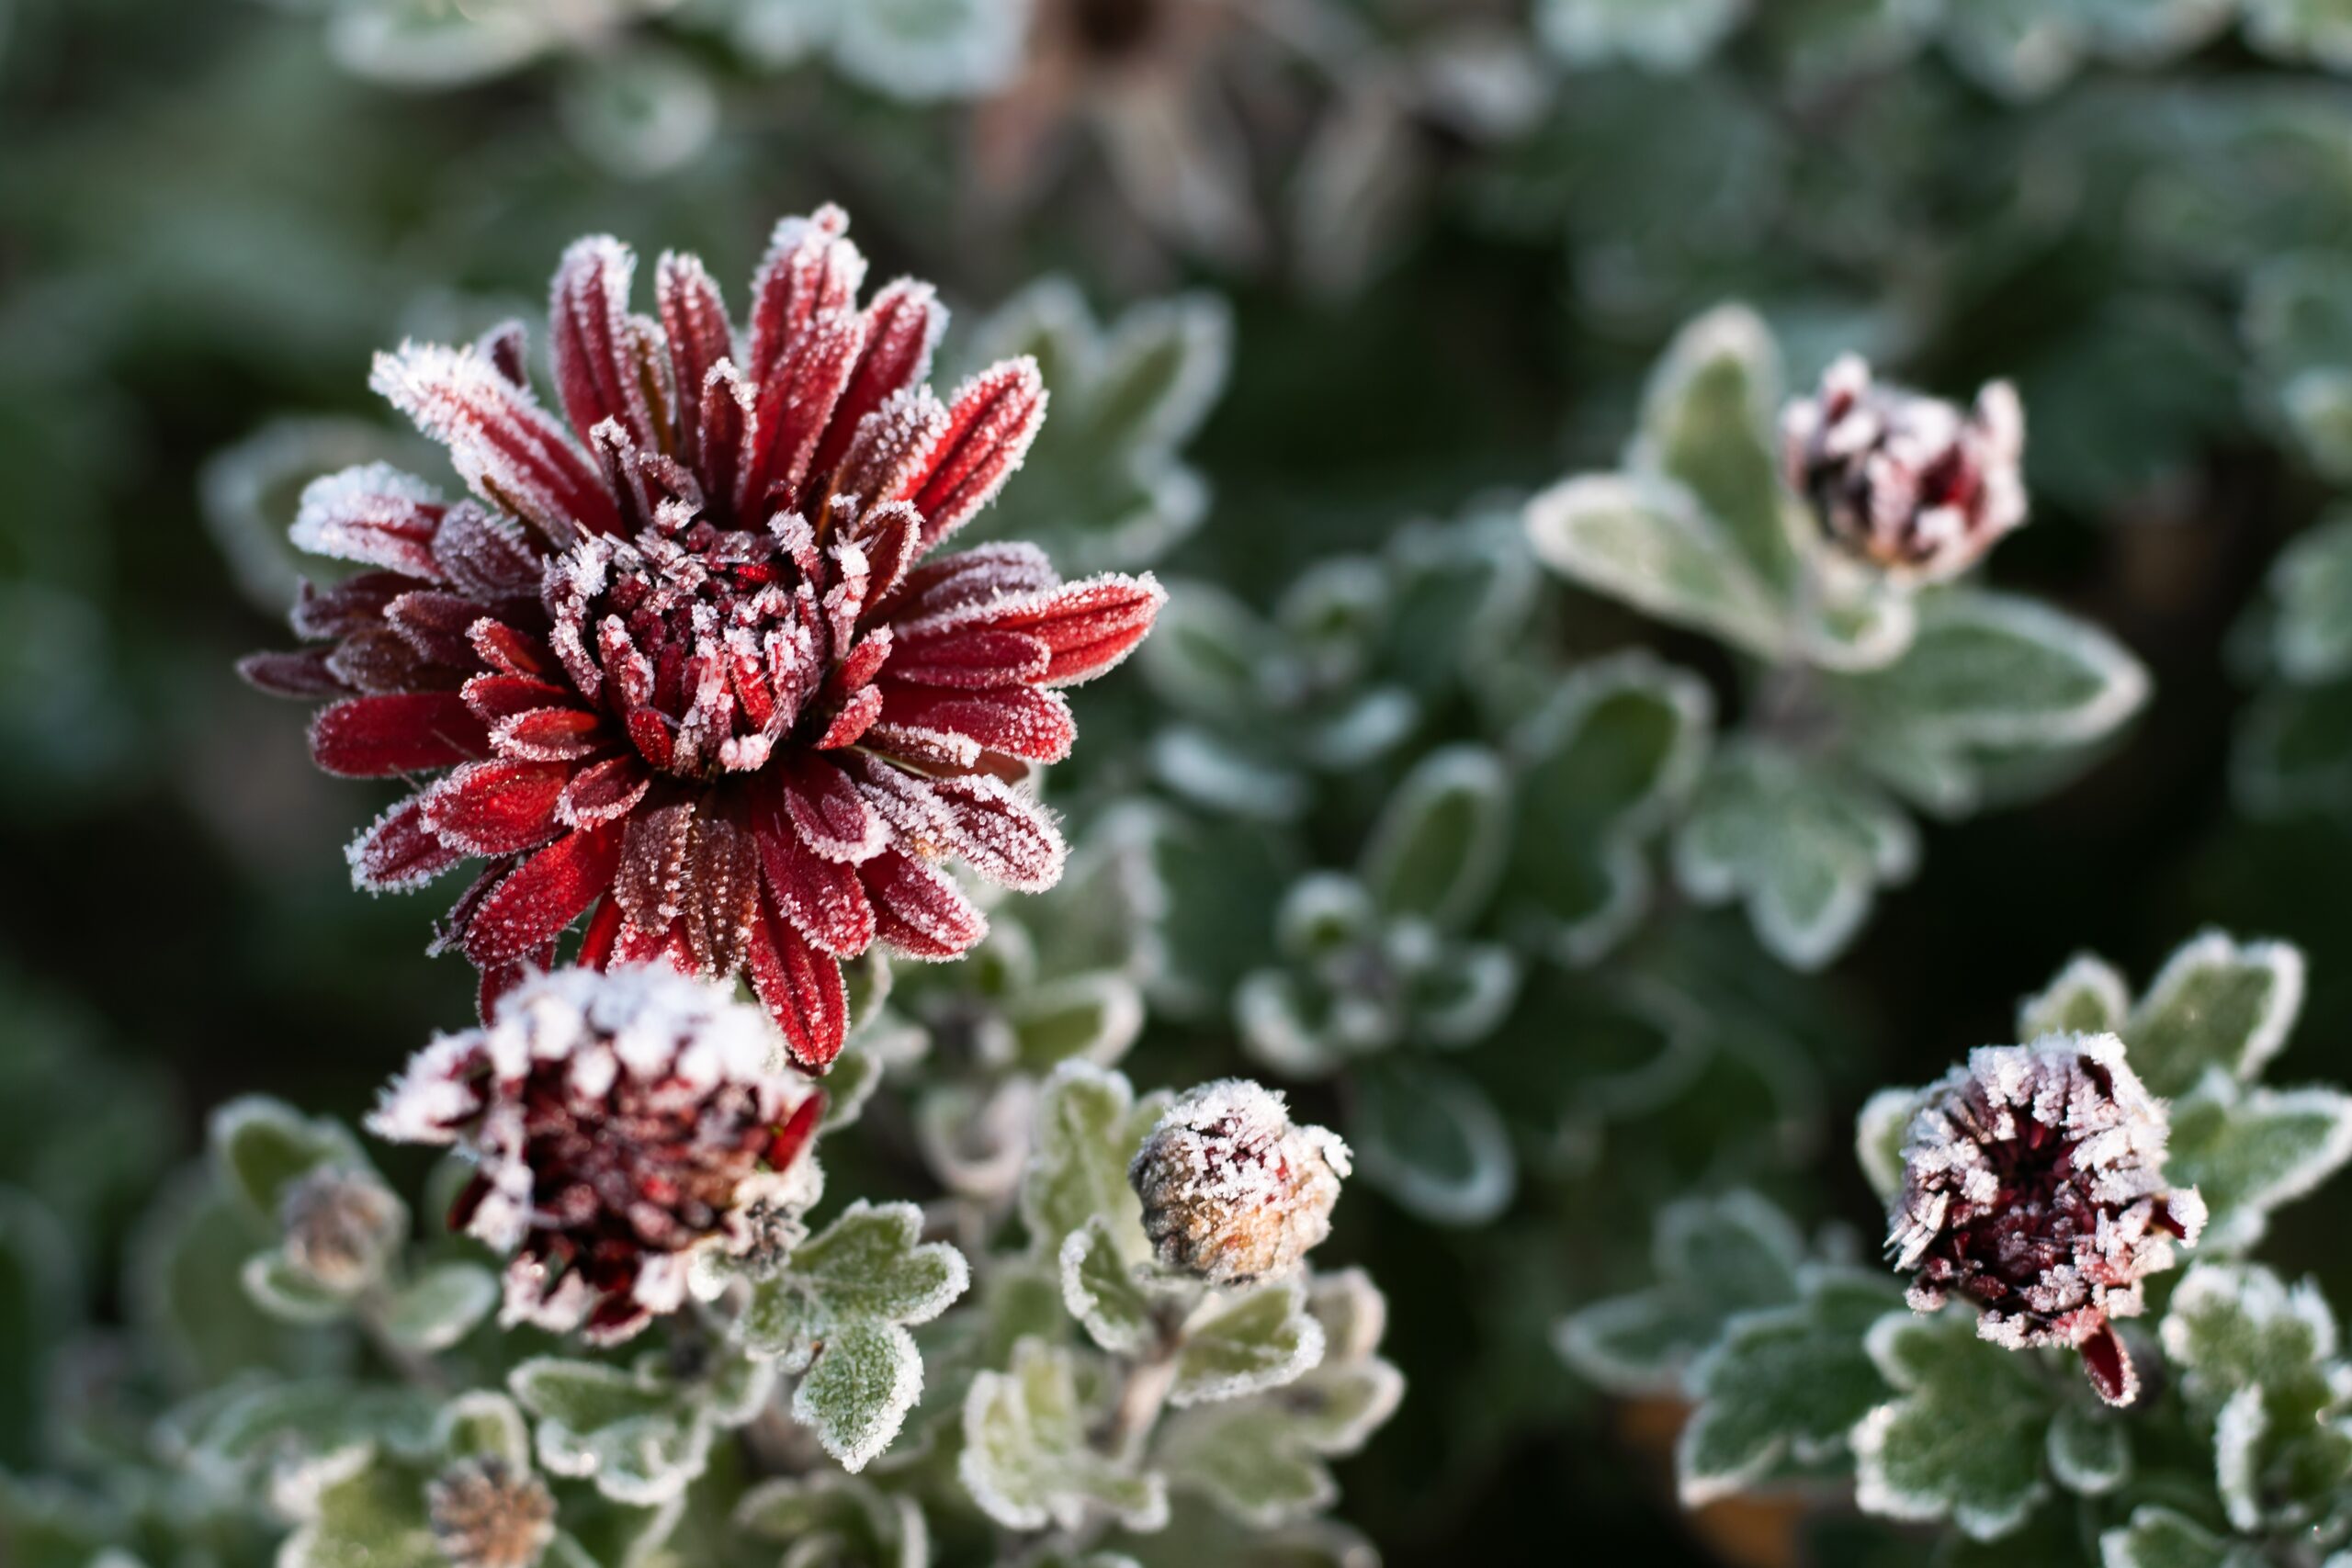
[[559, 754, 653, 829], [766, 1093, 826, 1163], [2078, 1319, 2137, 1406], [874, 682, 1075, 763], [886, 627, 1051, 688], [745, 898, 847, 1071], [615, 795, 695, 929], [327, 626, 445, 694], [421, 760, 571, 856], [697, 361, 753, 528], [463, 673, 573, 727], [808, 278, 944, 490], [459, 821, 625, 970], [469, 618, 555, 678], [745, 309, 865, 517], [752, 788, 877, 957], [311, 693, 491, 777], [902, 358, 1046, 548], [479, 952, 551, 1021], [964, 572, 1166, 687], [813, 684, 884, 750], [576, 894, 625, 969], [238, 648, 350, 699], [681, 807, 762, 976], [658, 251, 733, 473], [744, 206, 863, 390], [370, 342, 621, 544], [432, 503, 546, 599], [853, 500, 922, 613], [387, 591, 490, 671], [289, 465, 447, 579], [931, 773, 1066, 891], [291, 572, 411, 640], [862, 849, 987, 960], [780, 756, 883, 863], [349, 794, 465, 891], [492, 706, 608, 761], [888, 542, 1058, 619], [829, 392, 948, 527], [550, 236, 662, 457], [828, 629, 893, 696]]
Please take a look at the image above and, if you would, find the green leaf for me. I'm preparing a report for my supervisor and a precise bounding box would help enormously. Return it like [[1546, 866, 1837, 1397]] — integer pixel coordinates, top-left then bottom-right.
[[1852, 1309, 2057, 1541], [194, 1378, 438, 1474], [1854, 1088, 1916, 1205], [2018, 953, 2132, 1039], [1171, 1279, 1325, 1406], [0, 1191, 73, 1466], [379, 1262, 497, 1352], [2124, 931, 2305, 1097], [130, 1174, 346, 1391], [733, 1472, 924, 1568], [2235, 679, 2352, 818], [2098, 1506, 2265, 1568], [280, 1460, 437, 1568], [1524, 473, 1791, 660], [1059, 1218, 1157, 1358], [242, 1251, 356, 1325], [1019, 1062, 1169, 1263], [1360, 746, 1510, 931], [510, 1358, 713, 1506], [2161, 1262, 2339, 1401], [2166, 1072, 2352, 1252], [2245, 0, 2352, 71], [1556, 1190, 1807, 1393], [2267, 513, 2352, 682], [1347, 1055, 1515, 1226], [1010, 973, 1147, 1074], [1673, 744, 1917, 970], [1535, 0, 1747, 71], [2046, 1403, 2130, 1496], [1677, 1269, 1902, 1505], [957, 1338, 1168, 1533], [1504, 652, 1713, 964], [1138, 582, 1278, 728], [2163, 1264, 2352, 1532], [209, 1098, 367, 1226], [738, 1201, 968, 1472], [434, 1391, 532, 1469]]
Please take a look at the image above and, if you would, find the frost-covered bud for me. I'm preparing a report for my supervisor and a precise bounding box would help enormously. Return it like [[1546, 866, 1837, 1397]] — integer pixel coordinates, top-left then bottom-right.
[[1128, 1079, 1351, 1284], [368, 965, 824, 1345], [1888, 1032, 2205, 1405], [277, 1167, 402, 1293], [1781, 355, 2026, 581], [426, 1458, 556, 1568]]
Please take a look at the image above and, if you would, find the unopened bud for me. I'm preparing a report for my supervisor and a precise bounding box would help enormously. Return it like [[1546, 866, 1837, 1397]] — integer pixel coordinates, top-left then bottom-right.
[[426, 1458, 556, 1568], [277, 1167, 403, 1294], [1128, 1079, 1350, 1285]]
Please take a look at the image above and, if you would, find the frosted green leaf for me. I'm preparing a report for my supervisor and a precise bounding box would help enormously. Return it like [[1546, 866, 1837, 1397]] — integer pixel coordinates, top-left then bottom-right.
[[1138, 582, 1279, 727], [280, 1462, 436, 1568], [378, 1262, 497, 1352], [2161, 1263, 2339, 1402], [2125, 931, 2305, 1097], [2018, 953, 2132, 1039], [2098, 1506, 2265, 1568], [820, 1043, 886, 1134], [2267, 514, 2352, 683], [739, 1201, 970, 1472], [555, 43, 718, 181], [734, 1472, 926, 1568], [2235, 681, 2352, 818], [957, 1339, 1168, 1533], [1673, 744, 1917, 971], [130, 1178, 336, 1389], [241, 1252, 353, 1326], [210, 1098, 368, 1226], [1347, 1055, 1515, 1226], [1852, 1309, 2056, 1540], [1156, 1348, 1403, 1529], [2046, 1404, 2130, 1495], [1556, 1190, 1806, 1393], [195, 1379, 437, 1474], [2167, 1073, 2352, 1252], [1631, 302, 1798, 588], [1019, 1062, 1170, 1263], [1011, 974, 1147, 1074], [1854, 1087, 1916, 1204], [1677, 1269, 1901, 1505], [1541, 0, 1744, 68], [829, 0, 1025, 101], [1504, 653, 1713, 964], [1361, 746, 1510, 931], [1170, 1280, 1325, 1407], [1059, 1220, 1157, 1358], [2244, 258, 2352, 483], [510, 1358, 711, 1506], [1763, 0, 1938, 93], [1525, 474, 1790, 660], [2245, 0, 2352, 71], [434, 1392, 531, 1469]]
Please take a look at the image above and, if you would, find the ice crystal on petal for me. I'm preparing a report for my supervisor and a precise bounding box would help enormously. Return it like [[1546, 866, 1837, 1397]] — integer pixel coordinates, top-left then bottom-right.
[[1782, 355, 2028, 582], [1888, 1032, 2205, 1405], [1129, 1078, 1351, 1284], [368, 964, 824, 1345], [244, 205, 1163, 1069]]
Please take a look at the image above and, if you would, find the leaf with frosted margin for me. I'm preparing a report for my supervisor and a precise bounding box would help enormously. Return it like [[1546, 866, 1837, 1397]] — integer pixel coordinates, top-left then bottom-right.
[[1348, 1055, 1514, 1226], [192, 1379, 438, 1478], [2098, 1506, 2266, 1568], [279, 1461, 437, 1568], [2245, 0, 2352, 71], [1677, 1269, 1901, 1505], [1630, 303, 1799, 586], [2266, 515, 2352, 682], [1535, 0, 1748, 71], [1156, 1357, 1404, 1529], [130, 1174, 344, 1390], [1137, 582, 1278, 728], [2162, 1263, 2339, 1401], [1012, 973, 1147, 1073], [242, 1252, 354, 1326], [1840, 589, 2150, 753], [734, 1472, 927, 1568], [510, 1358, 713, 1506], [1851, 1309, 2056, 1541], [1556, 1190, 1805, 1394], [1854, 1088, 1915, 1205], [209, 1097, 368, 1225], [1673, 744, 1917, 971], [1170, 1279, 1325, 1407], [2236, 679, 2352, 818], [1360, 746, 1510, 932], [1525, 474, 1790, 660], [1761, 0, 1938, 93], [379, 1262, 497, 1352], [957, 1338, 1168, 1533], [738, 1201, 969, 1472], [2046, 1404, 2130, 1495], [1503, 653, 1713, 964], [1019, 1062, 1170, 1263], [2124, 931, 2305, 1099], [2166, 1072, 2352, 1252], [2018, 953, 2131, 1039], [1059, 1219, 1158, 1358]]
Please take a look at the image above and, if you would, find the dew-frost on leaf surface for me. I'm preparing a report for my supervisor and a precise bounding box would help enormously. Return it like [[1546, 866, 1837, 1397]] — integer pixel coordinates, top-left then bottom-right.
[[1556, 1190, 1806, 1393], [1059, 1217, 1159, 1358], [2122, 931, 2305, 1097], [509, 1356, 721, 1506], [733, 1471, 927, 1568], [2098, 1506, 2266, 1568], [1675, 1269, 1902, 1506], [1168, 1279, 1325, 1406], [2262, 510, 2352, 682], [738, 1200, 970, 1472], [1019, 1061, 1169, 1263], [957, 1338, 1169, 1534], [2165, 1072, 2352, 1251], [1851, 1308, 2058, 1541], [1345, 1055, 1515, 1226], [2017, 953, 2132, 1039], [1360, 745, 1510, 934], [1627, 303, 1799, 592], [1524, 473, 1789, 660]]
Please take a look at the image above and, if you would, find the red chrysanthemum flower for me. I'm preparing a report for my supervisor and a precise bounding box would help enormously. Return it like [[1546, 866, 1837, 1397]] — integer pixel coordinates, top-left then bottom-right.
[[369, 964, 825, 1344], [243, 207, 1164, 1068]]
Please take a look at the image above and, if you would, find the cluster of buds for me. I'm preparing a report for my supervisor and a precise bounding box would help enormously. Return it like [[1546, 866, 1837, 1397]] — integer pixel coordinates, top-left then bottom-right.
[[1129, 1078, 1350, 1284], [426, 1458, 558, 1568], [1781, 355, 2027, 581], [1888, 1032, 2205, 1405], [368, 964, 823, 1344]]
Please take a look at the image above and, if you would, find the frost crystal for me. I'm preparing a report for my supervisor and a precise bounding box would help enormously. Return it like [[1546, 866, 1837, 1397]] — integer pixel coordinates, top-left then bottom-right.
[[1128, 1078, 1351, 1284], [426, 1457, 557, 1568], [368, 964, 824, 1345], [1888, 1032, 2206, 1405], [1781, 355, 2027, 581], [242, 205, 1164, 1069]]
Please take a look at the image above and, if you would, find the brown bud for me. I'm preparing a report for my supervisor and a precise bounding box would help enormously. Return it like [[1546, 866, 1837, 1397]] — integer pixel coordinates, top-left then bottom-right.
[[1128, 1079, 1350, 1285], [426, 1458, 557, 1568], [277, 1167, 403, 1293]]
